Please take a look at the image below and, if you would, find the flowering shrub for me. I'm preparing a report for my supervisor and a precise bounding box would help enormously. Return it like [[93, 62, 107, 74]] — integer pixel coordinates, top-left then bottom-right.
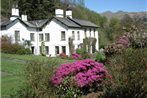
[[116, 36, 130, 48], [51, 59, 108, 88], [104, 35, 130, 56], [71, 53, 81, 59], [59, 53, 68, 59]]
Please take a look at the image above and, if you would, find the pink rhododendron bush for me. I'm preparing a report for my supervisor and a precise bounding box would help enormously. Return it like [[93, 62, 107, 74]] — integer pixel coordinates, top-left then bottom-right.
[[51, 59, 111, 97], [71, 53, 81, 59]]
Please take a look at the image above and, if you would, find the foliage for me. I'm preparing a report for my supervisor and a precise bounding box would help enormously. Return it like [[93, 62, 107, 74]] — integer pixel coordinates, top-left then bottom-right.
[[81, 50, 92, 59], [71, 53, 81, 59], [104, 43, 125, 56], [83, 37, 96, 53], [116, 35, 130, 47], [59, 53, 68, 59], [1, 53, 75, 97], [51, 59, 110, 97], [121, 15, 146, 49], [76, 48, 82, 54], [68, 37, 75, 56], [95, 52, 106, 63], [102, 48, 147, 98], [104, 35, 130, 56], [8, 59, 65, 98], [131, 37, 147, 48], [76, 48, 91, 59], [17, 0, 57, 20], [1, 36, 31, 55], [40, 41, 46, 56]]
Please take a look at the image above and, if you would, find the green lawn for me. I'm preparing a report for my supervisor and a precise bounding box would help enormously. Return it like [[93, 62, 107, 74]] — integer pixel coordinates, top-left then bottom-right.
[[1, 53, 74, 97]]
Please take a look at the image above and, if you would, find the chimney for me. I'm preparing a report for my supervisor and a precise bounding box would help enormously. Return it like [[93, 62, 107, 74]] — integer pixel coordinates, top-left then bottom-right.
[[10, 5, 20, 21], [55, 9, 64, 18], [65, 10, 72, 18], [21, 15, 27, 21]]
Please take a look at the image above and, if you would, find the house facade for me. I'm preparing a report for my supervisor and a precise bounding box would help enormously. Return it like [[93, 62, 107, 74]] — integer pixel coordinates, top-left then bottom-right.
[[1, 7, 99, 57]]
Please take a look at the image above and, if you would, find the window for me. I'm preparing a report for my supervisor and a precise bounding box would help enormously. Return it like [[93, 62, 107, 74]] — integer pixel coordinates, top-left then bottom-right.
[[77, 31, 80, 40], [61, 31, 65, 41], [45, 33, 50, 41], [15, 30, 20, 42], [39, 34, 43, 41], [89, 28, 91, 37], [94, 29, 96, 37], [72, 31, 75, 40], [90, 32, 91, 37], [84, 29, 87, 37], [30, 33, 35, 41], [62, 46, 66, 54], [45, 46, 49, 54], [31, 47, 34, 54], [55, 46, 59, 54]]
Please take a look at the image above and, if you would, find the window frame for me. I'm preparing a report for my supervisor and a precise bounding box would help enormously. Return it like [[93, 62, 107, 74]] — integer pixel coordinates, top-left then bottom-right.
[[72, 31, 75, 40], [61, 31, 66, 41], [30, 33, 35, 41], [55, 46, 59, 54], [15, 30, 20, 42], [45, 46, 49, 54], [39, 33, 44, 42], [45, 33, 50, 42], [77, 31, 80, 40], [62, 46, 66, 54]]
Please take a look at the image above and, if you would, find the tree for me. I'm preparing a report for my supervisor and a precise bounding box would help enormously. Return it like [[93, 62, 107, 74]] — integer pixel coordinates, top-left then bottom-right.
[[121, 14, 146, 48], [17, 0, 56, 20]]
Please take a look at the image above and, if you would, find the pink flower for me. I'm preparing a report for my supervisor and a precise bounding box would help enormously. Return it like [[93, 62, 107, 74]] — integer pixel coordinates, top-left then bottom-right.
[[51, 59, 109, 88]]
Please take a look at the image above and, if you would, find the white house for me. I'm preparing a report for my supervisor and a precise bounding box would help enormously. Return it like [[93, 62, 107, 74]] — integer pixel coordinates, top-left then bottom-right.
[[1, 6, 99, 57]]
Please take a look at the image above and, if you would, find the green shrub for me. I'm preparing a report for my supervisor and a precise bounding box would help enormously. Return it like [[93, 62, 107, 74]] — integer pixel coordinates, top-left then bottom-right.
[[1, 36, 31, 55], [102, 48, 147, 98], [76, 48, 82, 54], [9, 58, 69, 98], [95, 52, 106, 63]]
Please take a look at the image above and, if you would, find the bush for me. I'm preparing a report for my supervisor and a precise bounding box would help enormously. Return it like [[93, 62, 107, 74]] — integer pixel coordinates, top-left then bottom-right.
[[76, 48, 82, 54], [51, 59, 110, 97], [116, 35, 130, 48], [1, 36, 31, 55], [104, 35, 130, 56], [71, 53, 81, 59], [102, 48, 147, 98], [104, 43, 125, 56], [9, 59, 61, 98], [95, 52, 106, 63], [131, 37, 147, 48], [59, 53, 68, 59]]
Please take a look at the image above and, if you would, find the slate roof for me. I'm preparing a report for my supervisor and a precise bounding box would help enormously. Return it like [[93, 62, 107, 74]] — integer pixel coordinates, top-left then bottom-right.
[[54, 17, 80, 28], [68, 17, 98, 28], [26, 19, 49, 28], [1, 17, 98, 30]]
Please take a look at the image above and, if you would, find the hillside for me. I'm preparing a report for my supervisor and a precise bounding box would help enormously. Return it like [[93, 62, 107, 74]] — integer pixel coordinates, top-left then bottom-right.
[[101, 11, 147, 20]]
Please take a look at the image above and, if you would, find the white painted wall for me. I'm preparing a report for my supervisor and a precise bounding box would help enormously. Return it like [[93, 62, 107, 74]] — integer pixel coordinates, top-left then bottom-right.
[[1, 18, 99, 57]]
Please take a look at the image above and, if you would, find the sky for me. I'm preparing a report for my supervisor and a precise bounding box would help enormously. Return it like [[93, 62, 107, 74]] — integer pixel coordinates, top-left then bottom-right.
[[85, 0, 147, 13]]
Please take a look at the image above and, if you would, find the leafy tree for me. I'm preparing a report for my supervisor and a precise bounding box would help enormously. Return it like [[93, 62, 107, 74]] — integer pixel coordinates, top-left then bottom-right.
[[17, 0, 57, 20], [121, 14, 146, 48]]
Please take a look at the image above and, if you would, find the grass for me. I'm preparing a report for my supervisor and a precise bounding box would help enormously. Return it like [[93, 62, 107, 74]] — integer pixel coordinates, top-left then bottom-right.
[[1, 53, 74, 97]]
